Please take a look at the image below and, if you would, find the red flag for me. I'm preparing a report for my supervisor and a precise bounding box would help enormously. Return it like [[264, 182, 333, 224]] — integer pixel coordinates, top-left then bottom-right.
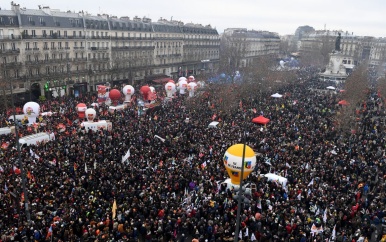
[[13, 166, 21, 175]]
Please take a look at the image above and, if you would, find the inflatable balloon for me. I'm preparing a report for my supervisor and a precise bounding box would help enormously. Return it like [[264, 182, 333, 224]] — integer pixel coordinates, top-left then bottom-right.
[[165, 82, 176, 98], [23, 102, 40, 125], [187, 82, 197, 97], [140, 85, 151, 101], [149, 86, 155, 93], [76, 103, 87, 119], [85, 108, 97, 122], [178, 77, 187, 82], [122, 85, 135, 103], [188, 76, 195, 83], [109, 89, 121, 106], [179, 79, 188, 95], [223, 144, 256, 185]]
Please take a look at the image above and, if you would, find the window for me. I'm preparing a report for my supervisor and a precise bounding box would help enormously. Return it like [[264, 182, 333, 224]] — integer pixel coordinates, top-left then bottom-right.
[[51, 42, 55, 49], [42, 30, 46, 37], [40, 18, 43, 24], [57, 31, 61, 37], [49, 30, 54, 36], [45, 54, 49, 60], [64, 31, 67, 37], [79, 31, 82, 37], [9, 17, 14, 24], [33, 42, 37, 49], [28, 17, 32, 22], [34, 55, 38, 61], [31, 30, 36, 37], [43, 42, 48, 49], [58, 42, 62, 49], [26, 55, 31, 61], [73, 31, 76, 37], [25, 42, 30, 49]]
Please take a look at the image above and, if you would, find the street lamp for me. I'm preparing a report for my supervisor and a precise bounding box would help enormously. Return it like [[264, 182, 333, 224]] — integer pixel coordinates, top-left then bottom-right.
[[10, 80, 31, 225], [234, 131, 247, 242]]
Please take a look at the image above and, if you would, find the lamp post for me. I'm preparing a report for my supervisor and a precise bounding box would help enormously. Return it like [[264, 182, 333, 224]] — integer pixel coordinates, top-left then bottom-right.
[[10, 80, 31, 225], [234, 131, 246, 242]]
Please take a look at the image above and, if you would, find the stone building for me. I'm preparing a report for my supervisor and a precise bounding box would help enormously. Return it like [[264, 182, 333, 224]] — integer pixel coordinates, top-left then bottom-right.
[[0, 2, 220, 100]]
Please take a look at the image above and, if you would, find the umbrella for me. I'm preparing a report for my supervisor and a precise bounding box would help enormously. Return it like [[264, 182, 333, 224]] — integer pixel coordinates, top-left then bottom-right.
[[252, 116, 270, 125], [271, 93, 283, 98], [338, 100, 349, 106], [326, 86, 336, 90]]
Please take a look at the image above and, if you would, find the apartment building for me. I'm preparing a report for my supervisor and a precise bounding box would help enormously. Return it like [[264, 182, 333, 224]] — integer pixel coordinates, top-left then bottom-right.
[[0, 2, 220, 100], [221, 28, 280, 69]]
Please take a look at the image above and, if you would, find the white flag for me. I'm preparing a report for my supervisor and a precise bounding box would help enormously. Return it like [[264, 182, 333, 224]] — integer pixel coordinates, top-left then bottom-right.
[[323, 209, 327, 223], [331, 225, 336, 240], [245, 227, 249, 237], [251, 233, 257, 241], [122, 148, 131, 163], [308, 178, 314, 187], [30, 149, 40, 159], [239, 230, 242, 239]]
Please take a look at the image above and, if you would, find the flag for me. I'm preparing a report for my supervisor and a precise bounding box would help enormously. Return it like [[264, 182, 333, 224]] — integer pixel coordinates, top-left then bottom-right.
[[245, 227, 249, 237], [251, 232, 257, 241], [308, 178, 314, 187], [30, 149, 40, 159], [201, 161, 207, 169], [253, 108, 257, 113], [305, 163, 309, 170], [27, 171, 32, 180], [4, 183, 8, 192], [13, 166, 21, 175], [239, 230, 242, 239], [331, 225, 336, 240], [212, 114, 217, 121], [46, 225, 53, 239], [112, 199, 117, 219], [323, 209, 327, 223], [85, 163, 88, 173], [297, 193, 302, 200], [122, 148, 131, 163]]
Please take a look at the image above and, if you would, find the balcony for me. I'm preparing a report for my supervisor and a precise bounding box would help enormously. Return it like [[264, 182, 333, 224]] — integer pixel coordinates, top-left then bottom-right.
[[89, 47, 109, 51], [0, 48, 20, 54], [74, 47, 85, 50], [0, 35, 22, 41], [1, 62, 23, 68]]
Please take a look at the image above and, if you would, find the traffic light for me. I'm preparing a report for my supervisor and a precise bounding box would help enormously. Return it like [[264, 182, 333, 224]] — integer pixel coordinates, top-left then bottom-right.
[[44, 82, 49, 91]]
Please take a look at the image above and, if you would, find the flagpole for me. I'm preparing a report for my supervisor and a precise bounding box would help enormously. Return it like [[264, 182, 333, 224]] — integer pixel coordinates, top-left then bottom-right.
[[234, 131, 246, 242], [10, 80, 31, 225]]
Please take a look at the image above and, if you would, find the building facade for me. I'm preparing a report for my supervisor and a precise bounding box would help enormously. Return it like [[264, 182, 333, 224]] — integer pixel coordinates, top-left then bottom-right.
[[221, 28, 280, 70], [0, 2, 220, 100]]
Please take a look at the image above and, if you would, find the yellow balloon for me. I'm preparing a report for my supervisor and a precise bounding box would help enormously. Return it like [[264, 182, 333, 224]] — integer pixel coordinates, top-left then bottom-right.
[[223, 144, 256, 185]]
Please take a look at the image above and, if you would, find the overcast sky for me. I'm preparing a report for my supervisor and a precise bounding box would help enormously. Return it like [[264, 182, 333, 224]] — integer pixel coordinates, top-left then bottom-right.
[[5, 0, 386, 38]]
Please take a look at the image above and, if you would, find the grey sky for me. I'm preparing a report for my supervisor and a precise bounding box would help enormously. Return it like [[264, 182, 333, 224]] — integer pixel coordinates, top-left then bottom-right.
[[4, 0, 386, 38]]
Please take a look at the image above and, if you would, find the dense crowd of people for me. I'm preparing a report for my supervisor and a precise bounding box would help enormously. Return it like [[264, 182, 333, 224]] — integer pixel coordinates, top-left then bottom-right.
[[0, 67, 385, 242]]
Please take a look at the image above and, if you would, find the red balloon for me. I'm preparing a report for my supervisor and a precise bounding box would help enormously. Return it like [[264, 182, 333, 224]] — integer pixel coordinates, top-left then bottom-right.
[[109, 89, 121, 101], [140, 86, 151, 100]]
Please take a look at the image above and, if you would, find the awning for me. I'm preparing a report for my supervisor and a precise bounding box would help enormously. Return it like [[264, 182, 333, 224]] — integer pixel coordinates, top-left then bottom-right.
[[152, 77, 172, 84]]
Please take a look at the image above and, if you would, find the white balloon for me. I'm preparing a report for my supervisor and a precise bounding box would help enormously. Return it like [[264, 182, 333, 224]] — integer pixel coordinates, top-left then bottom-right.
[[165, 82, 176, 98], [85, 108, 97, 122], [122, 85, 135, 102], [23, 102, 40, 125]]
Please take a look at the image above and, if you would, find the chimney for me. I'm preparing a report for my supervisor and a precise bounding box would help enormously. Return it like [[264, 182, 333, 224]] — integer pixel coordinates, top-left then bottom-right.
[[11, 1, 20, 12]]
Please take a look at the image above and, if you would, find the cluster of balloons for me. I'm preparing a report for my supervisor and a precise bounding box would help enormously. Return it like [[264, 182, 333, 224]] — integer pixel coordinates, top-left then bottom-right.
[[139, 85, 157, 101]]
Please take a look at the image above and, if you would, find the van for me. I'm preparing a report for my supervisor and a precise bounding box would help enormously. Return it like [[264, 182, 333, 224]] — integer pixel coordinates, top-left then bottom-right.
[[19, 132, 55, 146]]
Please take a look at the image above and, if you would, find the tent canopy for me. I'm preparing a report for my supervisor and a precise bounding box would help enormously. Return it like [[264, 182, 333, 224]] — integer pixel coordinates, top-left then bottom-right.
[[338, 100, 349, 106], [208, 121, 219, 128], [271, 93, 283, 98], [252, 115, 270, 125]]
